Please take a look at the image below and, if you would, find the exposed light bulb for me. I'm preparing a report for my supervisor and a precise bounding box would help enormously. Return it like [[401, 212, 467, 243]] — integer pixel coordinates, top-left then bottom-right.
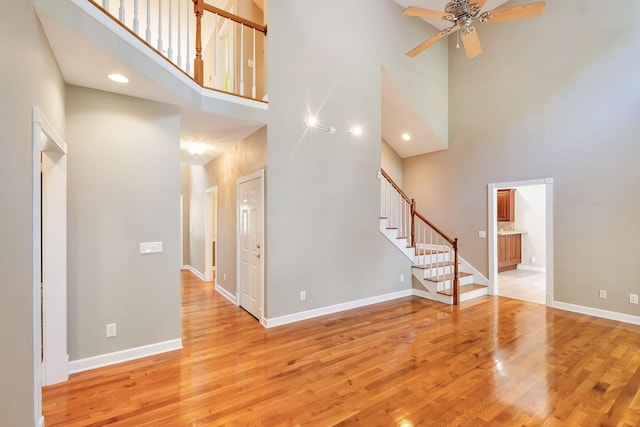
[[307, 115, 318, 127], [351, 126, 363, 137]]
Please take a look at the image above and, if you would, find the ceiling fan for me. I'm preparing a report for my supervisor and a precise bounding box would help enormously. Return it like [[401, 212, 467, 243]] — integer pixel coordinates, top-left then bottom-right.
[[403, 0, 546, 58]]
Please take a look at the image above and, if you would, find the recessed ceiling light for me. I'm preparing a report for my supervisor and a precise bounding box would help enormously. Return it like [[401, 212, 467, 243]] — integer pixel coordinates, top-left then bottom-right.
[[107, 73, 129, 83], [402, 133, 411, 141]]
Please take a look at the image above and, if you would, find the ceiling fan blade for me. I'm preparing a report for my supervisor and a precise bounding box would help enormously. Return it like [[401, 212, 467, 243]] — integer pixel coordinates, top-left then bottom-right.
[[487, 1, 546, 23], [406, 32, 446, 57], [402, 6, 450, 20], [461, 27, 483, 58]]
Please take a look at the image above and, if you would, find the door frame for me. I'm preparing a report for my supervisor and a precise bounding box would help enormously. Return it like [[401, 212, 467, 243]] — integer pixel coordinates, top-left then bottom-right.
[[488, 178, 554, 306], [32, 106, 68, 426], [204, 186, 217, 283], [236, 169, 265, 325]]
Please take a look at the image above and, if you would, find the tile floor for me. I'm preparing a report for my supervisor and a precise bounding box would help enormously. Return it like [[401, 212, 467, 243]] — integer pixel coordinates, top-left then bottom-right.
[[498, 268, 546, 305]]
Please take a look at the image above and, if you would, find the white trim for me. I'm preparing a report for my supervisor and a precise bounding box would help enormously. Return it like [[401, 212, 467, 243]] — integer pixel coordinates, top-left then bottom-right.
[[204, 187, 217, 282], [36, 416, 44, 427], [236, 169, 265, 325], [552, 301, 640, 326], [184, 265, 206, 281], [33, 106, 69, 426], [516, 265, 547, 273], [215, 284, 238, 305], [68, 339, 183, 374], [488, 178, 554, 307], [180, 195, 184, 269], [459, 255, 489, 286], [264, 289, 413, 328]]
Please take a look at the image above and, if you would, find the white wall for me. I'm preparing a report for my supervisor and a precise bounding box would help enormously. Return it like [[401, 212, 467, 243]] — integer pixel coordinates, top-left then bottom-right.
[[66, 86, 181, 360], [381, 139, 403, 187], [514, 185, 546, 270], [265, 0, 438, 318], [404, 0, 640, 315], [0, 3, 66, 425]]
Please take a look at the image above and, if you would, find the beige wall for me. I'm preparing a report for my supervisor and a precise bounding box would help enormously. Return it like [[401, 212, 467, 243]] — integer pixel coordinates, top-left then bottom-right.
[[381, 139, 403, 188], [404, 0, 640, 314], [66, 86, 181, 360], [0, 2, 66, 425]]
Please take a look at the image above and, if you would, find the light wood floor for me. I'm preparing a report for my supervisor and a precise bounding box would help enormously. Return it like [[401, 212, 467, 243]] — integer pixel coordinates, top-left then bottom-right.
[[43, 271, 640, 426]]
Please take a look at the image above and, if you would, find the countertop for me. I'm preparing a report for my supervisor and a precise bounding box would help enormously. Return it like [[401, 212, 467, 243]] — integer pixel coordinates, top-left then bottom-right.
[[497, 230, 527, 236]]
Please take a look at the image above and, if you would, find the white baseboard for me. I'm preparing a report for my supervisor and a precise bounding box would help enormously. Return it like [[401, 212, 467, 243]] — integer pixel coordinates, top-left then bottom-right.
[[264, 288, 413, 328], [36, 415, 44, 427], [68, 338, 183, 374], [184, 265, 205, 281], [553, 301, 640, 326], [517, 265, 546, 272], [216, 284, 238, 305]]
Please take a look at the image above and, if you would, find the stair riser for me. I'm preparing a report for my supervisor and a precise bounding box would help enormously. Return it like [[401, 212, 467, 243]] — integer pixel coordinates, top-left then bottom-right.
[[420, 264, 455, 278], [415, 253, 450, 264]]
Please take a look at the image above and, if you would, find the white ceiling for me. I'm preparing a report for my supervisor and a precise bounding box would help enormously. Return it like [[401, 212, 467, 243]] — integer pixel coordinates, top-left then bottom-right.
[[392, 0, 511, 29], [381, 69, 445, 158]]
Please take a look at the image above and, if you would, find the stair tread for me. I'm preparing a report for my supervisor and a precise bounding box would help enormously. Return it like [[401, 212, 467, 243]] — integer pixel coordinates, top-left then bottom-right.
[[413, 261, 456, 270], [437, 283, 487, 296], [386, 227, 398, 230], [379, 216, 388, 219], [423, 272, 472, 283], [396, 236, 408, 239]]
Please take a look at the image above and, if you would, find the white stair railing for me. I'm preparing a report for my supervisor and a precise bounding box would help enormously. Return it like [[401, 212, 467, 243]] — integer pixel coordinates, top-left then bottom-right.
[[89, 0, 266, 101], [380, 169, 460, 304]]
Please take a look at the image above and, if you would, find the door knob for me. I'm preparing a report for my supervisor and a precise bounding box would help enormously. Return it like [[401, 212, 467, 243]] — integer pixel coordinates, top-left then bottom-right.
[[256, 243, 261, 249]]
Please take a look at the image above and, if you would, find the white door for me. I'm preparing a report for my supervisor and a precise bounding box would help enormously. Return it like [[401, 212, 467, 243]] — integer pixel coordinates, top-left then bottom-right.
[[238, 175, 262, 319]]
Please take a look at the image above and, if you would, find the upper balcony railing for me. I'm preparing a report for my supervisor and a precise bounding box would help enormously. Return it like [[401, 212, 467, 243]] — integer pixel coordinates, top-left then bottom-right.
[[91, 0, 267, 102]]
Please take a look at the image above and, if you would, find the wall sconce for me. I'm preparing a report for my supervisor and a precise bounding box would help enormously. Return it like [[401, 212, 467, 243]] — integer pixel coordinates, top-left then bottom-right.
[[301, 115, 363, 137]]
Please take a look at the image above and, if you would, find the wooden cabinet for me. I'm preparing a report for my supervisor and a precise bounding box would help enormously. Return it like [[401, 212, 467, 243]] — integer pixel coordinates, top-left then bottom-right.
[[498, 233, 521, 272], [497, 189, 515, 222]]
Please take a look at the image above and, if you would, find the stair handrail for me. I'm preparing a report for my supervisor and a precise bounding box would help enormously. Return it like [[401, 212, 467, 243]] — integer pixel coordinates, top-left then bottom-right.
[[380, 168, 460, 305], [88, 0, 267, 102]]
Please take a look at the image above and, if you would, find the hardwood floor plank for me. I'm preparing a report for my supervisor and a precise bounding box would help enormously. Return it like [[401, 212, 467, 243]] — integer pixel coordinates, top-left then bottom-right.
[[42, 270, 640, 426]]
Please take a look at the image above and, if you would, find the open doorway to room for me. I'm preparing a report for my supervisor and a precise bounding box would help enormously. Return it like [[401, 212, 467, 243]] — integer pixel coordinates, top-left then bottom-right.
[[204, 186, 218, 284], [33, 106, 69, 425], [488, 179, 554, 306]]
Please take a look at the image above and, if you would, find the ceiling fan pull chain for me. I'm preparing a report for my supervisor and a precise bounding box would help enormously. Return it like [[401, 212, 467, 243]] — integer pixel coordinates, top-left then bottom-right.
[[456, 30, 460, 49]]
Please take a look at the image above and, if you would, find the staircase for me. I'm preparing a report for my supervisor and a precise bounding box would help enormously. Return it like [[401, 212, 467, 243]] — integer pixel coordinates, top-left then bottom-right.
[[379, 169, 488, 305]]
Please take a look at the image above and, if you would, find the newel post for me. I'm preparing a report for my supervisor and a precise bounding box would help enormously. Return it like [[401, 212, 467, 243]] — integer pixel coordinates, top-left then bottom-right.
[[193, 0, 204, 85], [453, 238, 460, 306], [410, 199, 416, 248]]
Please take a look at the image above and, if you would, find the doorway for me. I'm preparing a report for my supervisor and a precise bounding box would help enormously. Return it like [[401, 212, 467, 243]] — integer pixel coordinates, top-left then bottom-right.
[[236, 170, 264, 322], [488, 178, 554, 306], [204, 186, 217, 283], [33, 106, 68, 425]]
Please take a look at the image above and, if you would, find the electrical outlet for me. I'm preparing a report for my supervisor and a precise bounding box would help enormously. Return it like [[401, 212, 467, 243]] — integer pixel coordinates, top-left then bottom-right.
[[400, 274, 405, 283], [106, 323, 117, 338], [630, 294, 638, 304], [599, 290, 607, 299], [300, 291, 306, 301]]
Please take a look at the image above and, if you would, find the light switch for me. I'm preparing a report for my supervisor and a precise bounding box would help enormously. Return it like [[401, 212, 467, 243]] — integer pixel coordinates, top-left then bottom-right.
[[478, 231, 487, 239], [140, 241, 163, 254]]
